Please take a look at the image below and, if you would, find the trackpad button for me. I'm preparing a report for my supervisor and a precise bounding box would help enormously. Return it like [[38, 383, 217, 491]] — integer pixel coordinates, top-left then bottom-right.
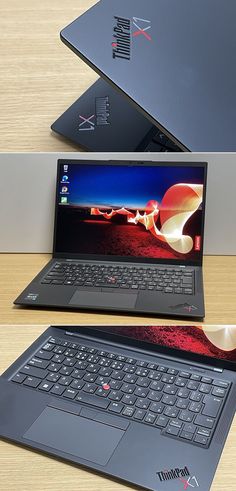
[[24, 406, 124, 466], [69, 289, 137, 308]]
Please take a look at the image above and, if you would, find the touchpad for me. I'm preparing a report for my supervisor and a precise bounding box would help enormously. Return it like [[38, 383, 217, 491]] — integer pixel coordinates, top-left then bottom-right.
[[69, 289, 137, 309], [24, 406, 124, 466]]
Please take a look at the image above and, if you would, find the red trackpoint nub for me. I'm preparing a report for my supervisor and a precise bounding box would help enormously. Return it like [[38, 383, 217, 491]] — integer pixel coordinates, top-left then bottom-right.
[[102, 383, 110, 390]]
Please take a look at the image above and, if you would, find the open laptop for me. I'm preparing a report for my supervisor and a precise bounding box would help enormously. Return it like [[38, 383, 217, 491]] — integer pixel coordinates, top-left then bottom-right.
[[14, 159, 207, 319], [51, 0, 236, 152], [0, 324, 236, 491]]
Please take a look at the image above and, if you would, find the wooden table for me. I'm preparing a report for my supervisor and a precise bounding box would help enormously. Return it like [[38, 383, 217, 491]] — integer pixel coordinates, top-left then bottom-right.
[[0, 254, 236, 325], [0, 325, 235, 491], [0, 0, 97, 152]]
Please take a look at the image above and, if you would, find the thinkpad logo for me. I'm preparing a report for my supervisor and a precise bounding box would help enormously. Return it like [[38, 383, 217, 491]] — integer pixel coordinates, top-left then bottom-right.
[[157, 467, 190, 483], [78, 96, 110, 131], [112, 16, 152, 61], [156, 467, 199, 488]]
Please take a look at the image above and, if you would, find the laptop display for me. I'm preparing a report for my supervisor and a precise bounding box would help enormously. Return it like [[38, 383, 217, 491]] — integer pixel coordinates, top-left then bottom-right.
[[55, 162, 206, 262], [90, 325, 236, 363]]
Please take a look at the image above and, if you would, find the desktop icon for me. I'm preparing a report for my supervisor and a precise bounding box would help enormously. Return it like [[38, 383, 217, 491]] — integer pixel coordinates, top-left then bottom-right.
[[60, 197, 68, 203]]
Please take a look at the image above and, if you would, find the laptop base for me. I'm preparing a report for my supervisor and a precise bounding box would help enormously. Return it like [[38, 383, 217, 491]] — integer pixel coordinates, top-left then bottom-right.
[[1, 325, 236, 491], [51, 78, 181, 152]]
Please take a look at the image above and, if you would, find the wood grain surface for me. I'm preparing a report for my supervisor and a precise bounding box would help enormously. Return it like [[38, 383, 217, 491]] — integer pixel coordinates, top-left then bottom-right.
[[0, 0, 97, 151]]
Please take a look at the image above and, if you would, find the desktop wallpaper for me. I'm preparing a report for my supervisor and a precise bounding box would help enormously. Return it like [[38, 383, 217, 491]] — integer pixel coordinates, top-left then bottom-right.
[[94, 326, 236, 363], [56, 163, 205, 260]]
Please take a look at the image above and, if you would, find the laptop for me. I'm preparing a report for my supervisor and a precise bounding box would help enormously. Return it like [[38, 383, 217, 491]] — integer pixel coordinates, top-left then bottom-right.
[[51, 0, 236, 152], [14, 159, 207, 319], [0, 324, 236, 491]]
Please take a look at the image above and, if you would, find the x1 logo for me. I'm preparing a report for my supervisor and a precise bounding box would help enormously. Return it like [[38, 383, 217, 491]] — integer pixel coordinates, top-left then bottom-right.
[[180, 476, 200, 489], [78, 114, 95, 131], [132, 17, 151, 41]]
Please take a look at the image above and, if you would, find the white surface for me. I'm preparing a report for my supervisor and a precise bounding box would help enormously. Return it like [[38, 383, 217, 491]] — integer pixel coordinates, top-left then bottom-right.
[[0, 152, 235, 254]]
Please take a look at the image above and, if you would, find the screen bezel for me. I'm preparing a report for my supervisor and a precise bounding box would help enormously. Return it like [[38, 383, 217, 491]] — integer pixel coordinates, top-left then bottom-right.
[[55, 324, 236, 372], [53, 159, 207, 266]]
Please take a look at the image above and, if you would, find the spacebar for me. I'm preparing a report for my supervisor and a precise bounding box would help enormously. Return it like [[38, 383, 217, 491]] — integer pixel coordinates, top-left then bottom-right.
[[76, 393, 110, 409]]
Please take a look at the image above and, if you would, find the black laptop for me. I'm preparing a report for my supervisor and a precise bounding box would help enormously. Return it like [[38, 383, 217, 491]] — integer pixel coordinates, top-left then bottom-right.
[[51, 0, 236, 152], [14, 159, 207, 319], [1, 324, 236, 491]]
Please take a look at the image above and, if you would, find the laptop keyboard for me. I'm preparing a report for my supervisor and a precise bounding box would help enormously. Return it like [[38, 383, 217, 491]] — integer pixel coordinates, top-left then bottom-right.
[[11, 336, 230, 448], [41, 263, 195, 295]]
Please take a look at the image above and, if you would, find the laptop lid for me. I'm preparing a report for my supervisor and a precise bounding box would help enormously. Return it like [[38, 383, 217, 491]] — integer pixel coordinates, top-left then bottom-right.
[[62, 325, 236, 372], [53, 160, 207, 267], [60, 0, 236, 152]]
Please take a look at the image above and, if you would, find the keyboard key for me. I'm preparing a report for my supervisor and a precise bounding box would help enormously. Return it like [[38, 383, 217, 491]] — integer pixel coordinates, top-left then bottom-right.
[[190, 374, 201, 381], [136, 377, 150, 387], [70, 380, 85, 390], [41, 342, 54, 352], [183, 423, 196, 434], [202, 395, 222, 417], [194, 434, 209, 445], [123, 406, 135, 417], [136, 398, 150, 410], [134, 387, 148, 398], [194, 415, 214, 429], [212, 387, 226, 398], [108, 402, 124, 414], [180, 431, 193, 441], [162, 394, 176, 406], [201, 377, 213, 384], [199, 383, 211, 394], [189, 402, 202, 413], [23, 376, 41, 388], [169, 419, 182, 429], [179, 411, 193, 423], [155, 415, 168, 428], [164, 407, 179, 418], [176, 398, 188, 409], [50, 384, 66, 396], [58, 376, 72, 386], [213, 380, 229, 389], [46, 372, 60, 382], [196, 427, 211, 437], [20, 365, 48, 379], [63, 388, 78, 400], [189, 391, 202, 402], [83, 383, 97, 394], [108, 390, 122, 401], [122, 394, 137, 405], [11, 373, 26, 384], [166, 425, 179, 436], [144, 412, 156, 424], [134, 409, 146, 421], [36, 349, 54, 360], [149, 402, 164, 414], [38, 381, 54, 392]]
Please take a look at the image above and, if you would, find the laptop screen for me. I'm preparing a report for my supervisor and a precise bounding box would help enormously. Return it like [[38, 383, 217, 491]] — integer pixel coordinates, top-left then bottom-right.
[[90, 325, 236, 365], [55, 161, 206, 263]]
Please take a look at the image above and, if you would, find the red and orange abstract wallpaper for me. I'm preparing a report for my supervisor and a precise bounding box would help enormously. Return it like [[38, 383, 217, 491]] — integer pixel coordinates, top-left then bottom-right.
[[97, 325, 236, 362]]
